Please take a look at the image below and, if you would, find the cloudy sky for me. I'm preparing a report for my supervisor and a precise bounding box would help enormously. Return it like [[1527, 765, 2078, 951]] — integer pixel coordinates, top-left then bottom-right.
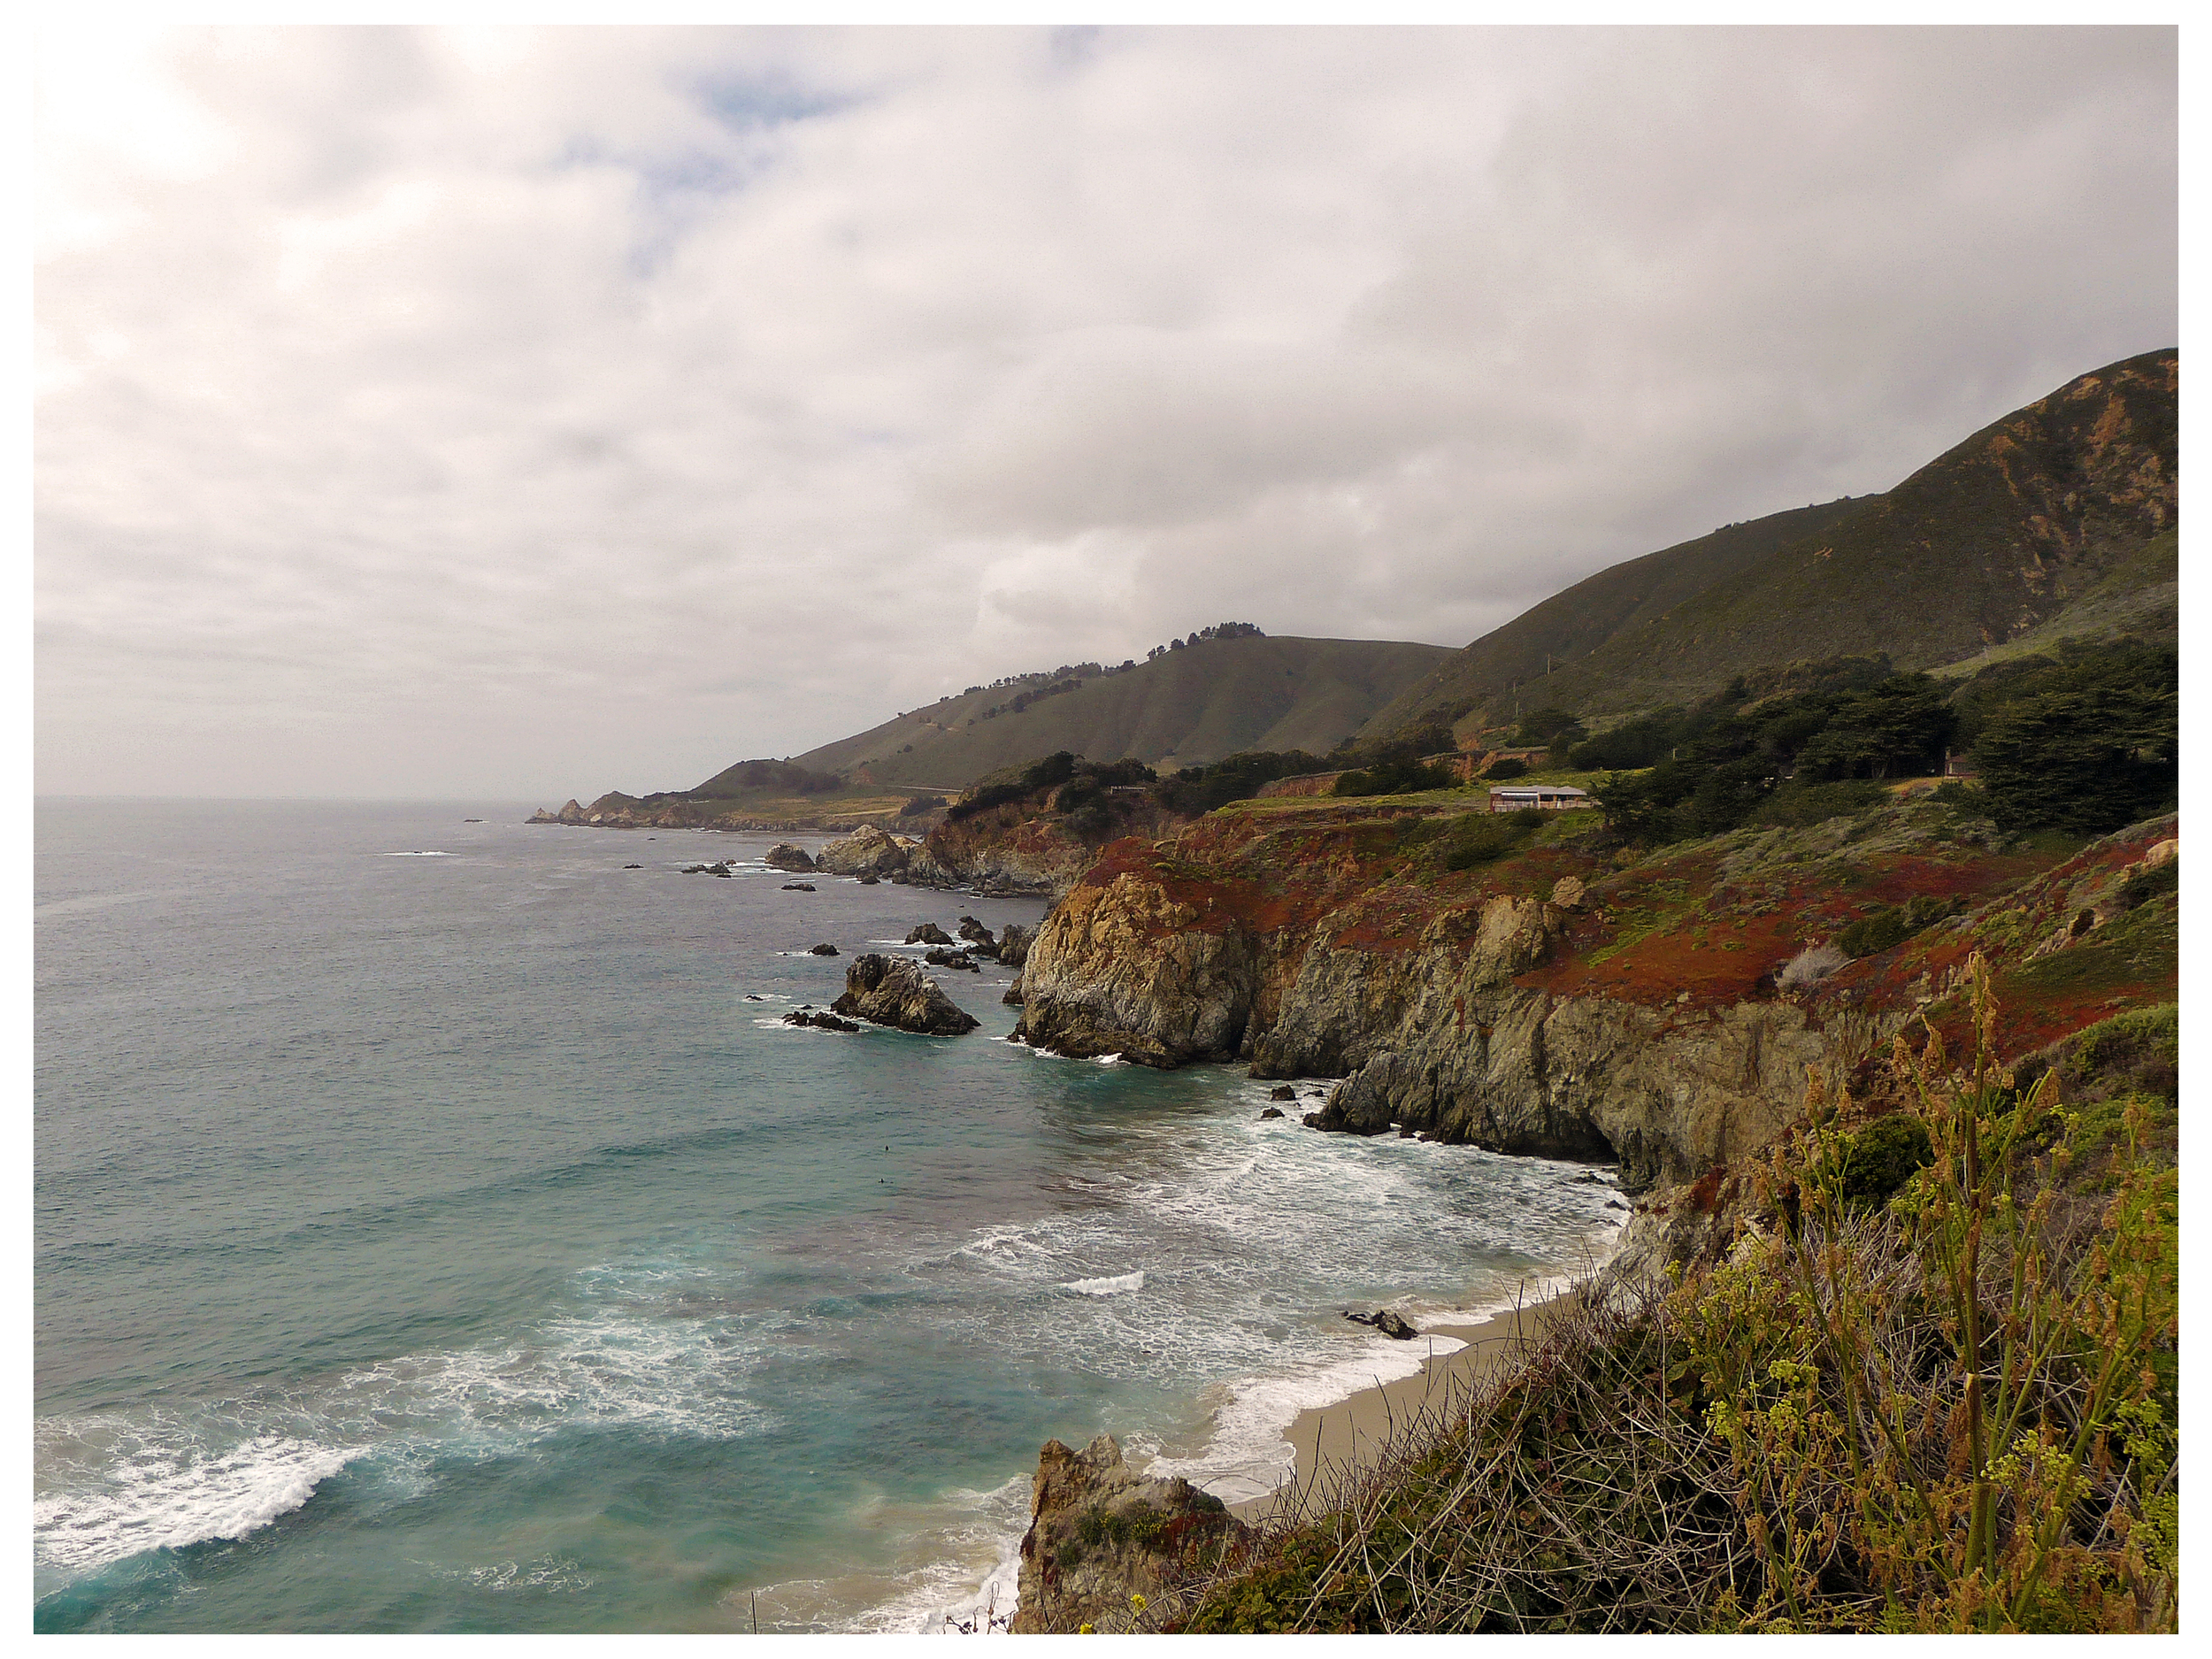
[[35, 25, 2177, 800]]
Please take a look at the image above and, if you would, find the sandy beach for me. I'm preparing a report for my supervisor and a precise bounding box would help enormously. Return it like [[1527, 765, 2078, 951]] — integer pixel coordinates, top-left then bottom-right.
[[1229, 1290, 1578, 1526]]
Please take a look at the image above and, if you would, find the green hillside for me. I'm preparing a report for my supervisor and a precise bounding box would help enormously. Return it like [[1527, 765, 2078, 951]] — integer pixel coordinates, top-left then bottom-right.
[[1370, 349, 2178, 737], [1361, 496, 1874, 738], [791, 634, 1455, 789]]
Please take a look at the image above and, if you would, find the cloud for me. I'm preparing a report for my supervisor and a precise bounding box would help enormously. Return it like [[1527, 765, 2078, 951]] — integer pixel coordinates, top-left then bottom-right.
[[34, 25, 2177, 798]]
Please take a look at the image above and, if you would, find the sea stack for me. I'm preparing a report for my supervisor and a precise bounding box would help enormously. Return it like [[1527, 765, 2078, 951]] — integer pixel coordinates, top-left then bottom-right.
[[831, 954, 980, 1036]]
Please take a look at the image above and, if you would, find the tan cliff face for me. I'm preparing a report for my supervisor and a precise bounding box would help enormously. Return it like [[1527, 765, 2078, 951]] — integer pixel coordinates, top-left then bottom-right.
[[1008, 797, 2175, 1199]]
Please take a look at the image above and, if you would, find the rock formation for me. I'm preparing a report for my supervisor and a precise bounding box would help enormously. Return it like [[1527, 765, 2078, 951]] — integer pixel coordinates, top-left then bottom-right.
[[830, 954, 981, 1036], [817, 825, 916, 879], [905, 922, 956, 946], [1011, 802, 2177, 1200], [764, 843, 817, 872], [1010, 1434, 1248, 1634], [783, 1009, 860, 1033]]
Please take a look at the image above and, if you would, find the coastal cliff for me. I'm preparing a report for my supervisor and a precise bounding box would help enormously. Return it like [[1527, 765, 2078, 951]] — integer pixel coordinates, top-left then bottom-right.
[[1013, 795, 2177, 1202]]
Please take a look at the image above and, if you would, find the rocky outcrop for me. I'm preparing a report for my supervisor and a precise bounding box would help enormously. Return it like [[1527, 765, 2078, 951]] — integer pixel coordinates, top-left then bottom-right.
[[818, 825, 916, 879], [923, 813, 1101, 899], [1012, 873, 1261, 1067], [830, 954, 980, 1036], [527, 799, 589, 825], [764, 843, 817, 872], [1010, 1434, 1248, 1634], [997, 924, 1034, 968], [905, 922, 956, 947], [957, 917, 1000, 954], [1004, 798, 2084, 1190], [783, 1009, 860, 1033]]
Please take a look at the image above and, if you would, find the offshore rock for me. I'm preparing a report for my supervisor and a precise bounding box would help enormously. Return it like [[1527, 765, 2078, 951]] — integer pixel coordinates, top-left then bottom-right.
[[906, 922, 956, 946], [764, 843, 817, 872], [1010, 1434, 1248, 1634], [831, 954, 980, 1036], [809, 943, 840, 956], [782, 1009, 860, 1033], [996, 924, 1035, 969], [958, 916, 1000, 953]]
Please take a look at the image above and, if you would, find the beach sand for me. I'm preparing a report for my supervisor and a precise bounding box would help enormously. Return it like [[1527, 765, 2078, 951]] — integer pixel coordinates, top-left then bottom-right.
[[1229, 1290, 1578, 1526]]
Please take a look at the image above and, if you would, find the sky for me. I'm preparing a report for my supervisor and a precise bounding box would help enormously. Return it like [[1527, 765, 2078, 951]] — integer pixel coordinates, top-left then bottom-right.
[[34, 25, 2178, 801]]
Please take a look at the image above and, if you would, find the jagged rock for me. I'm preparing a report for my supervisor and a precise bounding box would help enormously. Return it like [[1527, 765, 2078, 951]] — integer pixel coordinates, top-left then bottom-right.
[[1010, 1434, 1248, 1634], [996, 924, 1034, 969], [957, 916, 1001, 952], [925, 947, 979, 972], [1551, 875, 1587, 910], [902, 844, 963, 887], [906, 922, 956, 946], [1002, 979, 1025, 1006], [1268, 1085, 1295, 1102], [682, 862, 734, 877], [859, 874, 880, 886], [1012, 875, 1259, 1067], [782, 882, 817, 892], [1344, 1310, 1418, 1340], [764, 843, 817, 873], [783, 1010, 861, 1033], [1259, 1106, 1285, 1119], [810, 943, 840, 956], [622, 864, 642, 869], [831, 954, 980, 1036], [818, 825, 912, 879]]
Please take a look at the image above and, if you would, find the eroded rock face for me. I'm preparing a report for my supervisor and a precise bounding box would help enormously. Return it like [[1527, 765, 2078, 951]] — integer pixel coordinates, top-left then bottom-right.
[[1012, 843, 1832, 1185], [764, 843, 816, 872], [925, 814, 1097, 899], [1014, 874, 1259, 1068], [1010, 1434, 1247, 1635], [830, 954, 980, 1036], [996, 924, 1034, 968]]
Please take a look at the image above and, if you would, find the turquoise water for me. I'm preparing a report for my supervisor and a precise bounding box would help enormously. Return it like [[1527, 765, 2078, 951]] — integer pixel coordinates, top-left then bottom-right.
[[34, 799, 1624, 1632]]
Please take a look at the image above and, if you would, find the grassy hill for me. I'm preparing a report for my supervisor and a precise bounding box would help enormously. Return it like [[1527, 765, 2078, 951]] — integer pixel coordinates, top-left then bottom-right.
[[789, 634, 1455, 790], [1360, 495, 1875, 735], [1367, 349, 2177, 738]]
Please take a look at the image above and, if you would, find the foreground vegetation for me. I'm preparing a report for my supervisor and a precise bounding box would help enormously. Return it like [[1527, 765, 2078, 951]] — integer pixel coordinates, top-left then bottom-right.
[[1175, 963, 2177, 1633]]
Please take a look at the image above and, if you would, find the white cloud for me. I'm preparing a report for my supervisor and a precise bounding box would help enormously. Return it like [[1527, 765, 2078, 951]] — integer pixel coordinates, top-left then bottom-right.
[[34, 25, 2177, 798]]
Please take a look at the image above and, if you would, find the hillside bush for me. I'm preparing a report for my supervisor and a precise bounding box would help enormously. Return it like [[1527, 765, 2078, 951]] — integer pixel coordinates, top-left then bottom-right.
[[1334, 757, 1455, 797], [1481, 757, 1527, 780], [1778, 941, 1847, 988]]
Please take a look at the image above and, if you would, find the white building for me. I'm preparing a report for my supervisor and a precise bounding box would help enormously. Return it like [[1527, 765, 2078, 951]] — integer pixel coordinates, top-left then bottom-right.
[[1488, 783, 1594, 813]]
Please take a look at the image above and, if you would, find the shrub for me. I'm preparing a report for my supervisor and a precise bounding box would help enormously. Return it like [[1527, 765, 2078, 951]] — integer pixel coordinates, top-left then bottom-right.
[[1839, 1112, 1932, 1203], [1755, 780, 1887, 828], [2118, 856, 2177, 911], [1836, 906, 1913, 958], [1336, 758, 1455, 797], [1482, 757, 1526, 780], [1778, 942, 1846, 988]]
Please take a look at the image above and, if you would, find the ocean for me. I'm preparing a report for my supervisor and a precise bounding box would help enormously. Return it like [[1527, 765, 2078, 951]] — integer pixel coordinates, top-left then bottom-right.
[[33, 798, 1624, 1632]]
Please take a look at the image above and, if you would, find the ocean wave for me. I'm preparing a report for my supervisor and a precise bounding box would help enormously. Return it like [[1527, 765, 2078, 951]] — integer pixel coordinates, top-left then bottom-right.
[[380, 850, 456, 856], [1141, 1330, 1468, 1506], [33, 1429, 353, 1577], [1060, 1271, 1145, 1297]]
